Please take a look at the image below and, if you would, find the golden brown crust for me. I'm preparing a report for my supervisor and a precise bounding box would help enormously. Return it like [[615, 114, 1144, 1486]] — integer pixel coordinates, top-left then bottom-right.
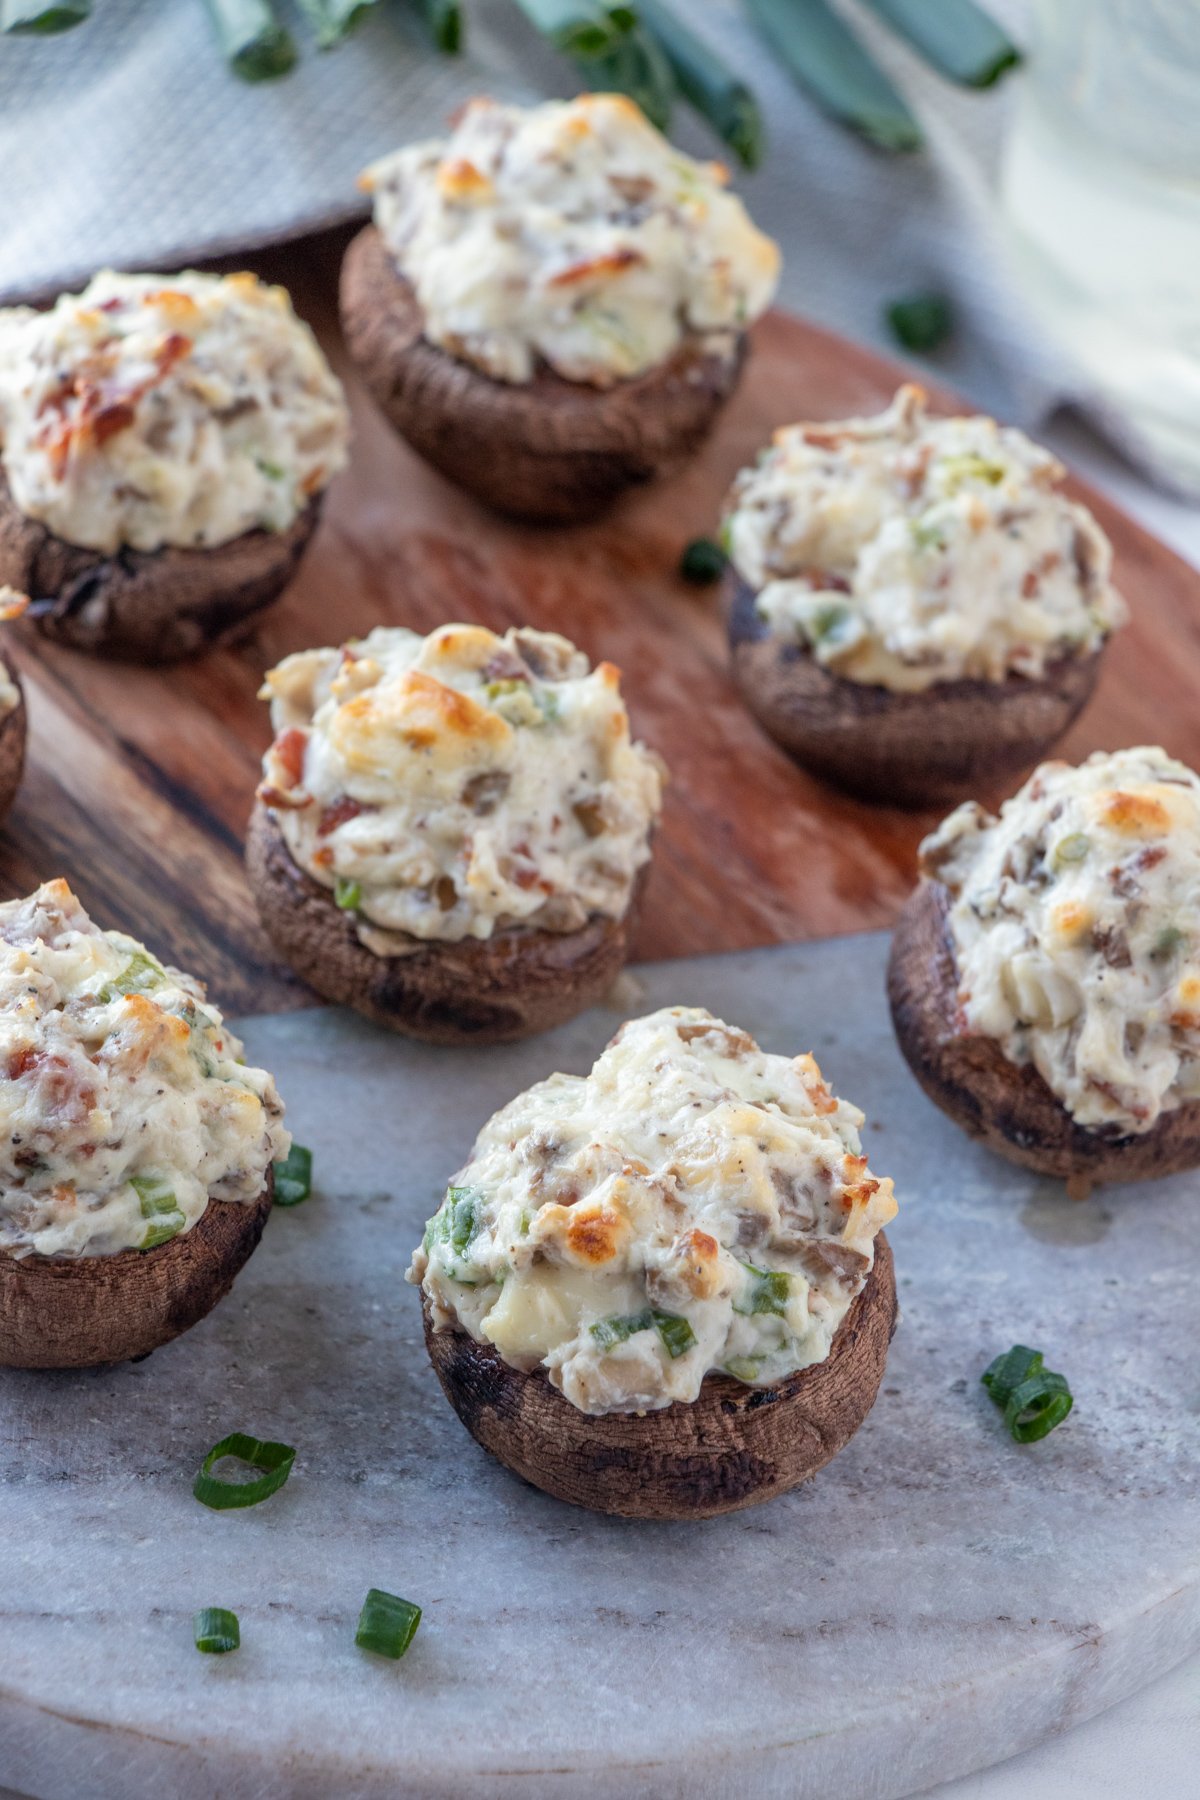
[[245, 796, 648, 1046], [726, 574, 1104, 809], [338, 224, 746, 523], [0, 1180, 273, 1370], [0, 654, 27, 827], [0, 468, 322, 663], [422, 1233, 897, 1519], [887, 879, 1200, 1182]]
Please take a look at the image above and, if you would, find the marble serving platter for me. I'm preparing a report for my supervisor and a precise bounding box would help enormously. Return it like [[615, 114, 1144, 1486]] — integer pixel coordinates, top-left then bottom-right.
[[0, 932, 1196, 1800]]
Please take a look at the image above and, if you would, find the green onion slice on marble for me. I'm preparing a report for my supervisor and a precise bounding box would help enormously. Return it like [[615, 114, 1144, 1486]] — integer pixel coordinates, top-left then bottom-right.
[[273, 1143, 313, 1206], [193, 1433, 296, 1510], [355, 1588, 423, 1659], [982, 1345, 1073, 1443], [194, 1607, 241, 1653]]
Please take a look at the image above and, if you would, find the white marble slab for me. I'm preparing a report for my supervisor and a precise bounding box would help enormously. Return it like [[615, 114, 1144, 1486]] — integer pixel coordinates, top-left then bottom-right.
[[0, 934, 1196, 1800]]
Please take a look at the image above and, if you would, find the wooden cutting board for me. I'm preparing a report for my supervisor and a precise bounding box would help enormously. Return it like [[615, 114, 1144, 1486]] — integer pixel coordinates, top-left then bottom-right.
[[5, 226, 1198, 1015]]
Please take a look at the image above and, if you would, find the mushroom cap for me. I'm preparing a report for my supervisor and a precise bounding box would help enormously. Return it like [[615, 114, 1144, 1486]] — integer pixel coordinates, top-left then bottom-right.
[[422, 1233, 897, 1519], [0, 1180, 273, 1370], [726, 573, 1104, 809], [0, 468, 322, 663], [0, 654, 27, 827], [246, 796, 649, 1046], [338, 224, 746, 524], [887, 878, 1200, 1182]]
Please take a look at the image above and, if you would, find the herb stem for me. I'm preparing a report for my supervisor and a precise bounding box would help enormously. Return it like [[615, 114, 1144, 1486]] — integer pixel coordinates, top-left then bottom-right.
[[637, 0, 765, 169], [863, 0, 1020, 89], [745, 0, 922, 153], [202, 0, 296, 79]]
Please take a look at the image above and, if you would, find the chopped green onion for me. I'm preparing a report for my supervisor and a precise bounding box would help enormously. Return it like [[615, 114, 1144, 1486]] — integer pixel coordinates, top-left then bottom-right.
[[194, 1607, 240, 1654], [98, 949, 166, 1005], [255, 457, 287, 479], [193, 1433, 296, 1510], [273, 1143, 313, 1207], [131, 1174, 186, 1251], [982, 1344, 1073, 1443], [535, 688, 561, 726], [724, 1355, 763, 1382], [653, 1310, 697, 1359], [806, 601, 853, 645], [864, 0, 1019, 89], [202, 0, 296, 79], [679, 537, 728, 585], [408, 0, 460, 50], [745, 0, 922, 153], [591, 1308, 653, 1350], [637, 0, 764, 168], [1, 0, 89, 29], [1151, 925, 1186, 961], [445, 1186, 480, 1257], [512, 0, 631, 58], [734, 1263, 791, 1316], [355, 1588, 422, 1659], [334, 876, 362, 911], [886, 294, 954, 352], [1054, 833, 1091, 867]]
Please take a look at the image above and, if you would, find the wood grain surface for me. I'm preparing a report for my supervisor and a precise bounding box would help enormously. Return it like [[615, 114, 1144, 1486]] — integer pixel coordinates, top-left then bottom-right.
[[4, 226, 1198, 1016]]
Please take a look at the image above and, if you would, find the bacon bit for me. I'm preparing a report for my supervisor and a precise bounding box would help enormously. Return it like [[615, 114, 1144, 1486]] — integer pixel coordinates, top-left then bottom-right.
[[317, 794, 365, 836], [1087, 1076, 1148, 1121], [1135, 845, 1168, 873], [312, 847, 334, 869], [7, 1046, 36, 1080], [1170, 1011, 1200, 1031], [547, 247, 644, 289], [301, 466, 325, 497], [273, 727, 308, 788], [435, 875, 457, 911], [257, 784, 310, 812], [96, 297, 125, 314], [677, 1022, 755, 1058]]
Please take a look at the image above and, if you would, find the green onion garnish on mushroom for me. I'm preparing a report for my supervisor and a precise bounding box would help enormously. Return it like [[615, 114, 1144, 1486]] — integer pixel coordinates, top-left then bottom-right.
[[334, 877, 362, 910], [982, 1344, 1073, 1443], [653, 1311, 697, 1358], [193, 1608, 241, 1654], [130, 1173, 186, 1250], [734, 1263, 791, 1316], [355, 1588, 422, 1659], [591, 1308, 697, 1357], [273, 1143, 313, 1206], [99, 949, 165, 1004], [193, 1433, 296, 1510]]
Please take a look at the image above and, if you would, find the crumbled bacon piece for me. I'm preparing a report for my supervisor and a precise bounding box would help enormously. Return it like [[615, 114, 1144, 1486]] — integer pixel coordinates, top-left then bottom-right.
[[317, 795, 366, 836]]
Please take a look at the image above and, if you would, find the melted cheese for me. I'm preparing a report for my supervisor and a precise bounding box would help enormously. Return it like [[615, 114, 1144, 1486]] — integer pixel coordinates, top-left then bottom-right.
[[363, 93, 779, 388], [922, 747, 1200, 1133], [0, 270, 349, 554], [0, 881, 289, 1258], [408, 1007, 897, 1415], [726, 385, 1126, 692], [259, 623, 663, 946]]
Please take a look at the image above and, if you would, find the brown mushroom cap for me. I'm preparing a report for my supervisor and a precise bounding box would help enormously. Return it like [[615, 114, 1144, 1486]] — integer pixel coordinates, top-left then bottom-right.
[[338, 224, 746, 524], [726, 573, 1105, 809], [0, 468, 322, 663], [423, 1233, 896, 1519], [0, 1180, 273, 1370], [246, 797, 649, 1046], [888, 878, 1200, 1182], [0, 655, 27, 827]]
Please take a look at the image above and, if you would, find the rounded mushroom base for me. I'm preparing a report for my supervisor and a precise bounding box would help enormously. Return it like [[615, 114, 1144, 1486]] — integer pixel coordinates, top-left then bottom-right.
[[246, 799, 646, 1047], [887, 881, 1200, 1183], [338, 225, 746, 524], [726, 576, 1104, 810], [0, 1184, 273, 1370], [422, 1235, 896, 1520], [0, 470, 322, 663], [0, 661, 28, 827]]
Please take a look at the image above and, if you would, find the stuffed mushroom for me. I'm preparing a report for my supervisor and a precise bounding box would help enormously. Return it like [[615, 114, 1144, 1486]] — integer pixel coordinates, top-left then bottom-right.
[[0, 587, 29, 824], [724, 385, 1126, 807], [0, 880, 289, 1368], [247, 622, 664, 1044], [0, 270, 349, 661], [888, 747, 1200, 1184], [410, 1006, 899, 1518], [341, 93, 780, 521]]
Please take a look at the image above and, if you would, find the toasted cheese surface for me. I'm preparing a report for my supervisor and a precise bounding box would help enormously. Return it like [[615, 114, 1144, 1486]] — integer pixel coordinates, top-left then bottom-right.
[[363, 93, 780, 388], [725, 385, 1126, 692], [408, 1006, 897, 1415], [259, 623, 663, 946], [923, 747, 1200, 1133], [0, 882, 288, 1258], [0, 270, 349, 554]]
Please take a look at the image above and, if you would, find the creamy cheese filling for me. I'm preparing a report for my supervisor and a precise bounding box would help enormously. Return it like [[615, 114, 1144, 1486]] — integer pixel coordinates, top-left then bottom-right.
[[0, 880, 289, 1258], [0, 270, 349, 554], [922, 747, 1200, 1134], [725, 385, 1126, 693], [363, 93, 780, 388], [409, 1006, 897, 1416], [259, 623, 663, 946]]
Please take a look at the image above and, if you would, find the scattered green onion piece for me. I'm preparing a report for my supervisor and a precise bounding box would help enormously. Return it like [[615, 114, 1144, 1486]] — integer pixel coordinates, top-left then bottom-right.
[[806, 600, 853, 645], [194, 1607, 240, 1654], [637, 0, 765, 169], [444, 1186, 481, 1257], [1, 0, 88, 29], [734, 1263, 791, 1317], [98, 949, 166, 1005], [590, 1307, 653, 1350], [297, 0, 378, 47], [1054, 833, 1090, 867], [193, 1433, 296, 1510], [886, 293, 953, 352], [131, 1173, 186, 1251], [745, 0, 922, 153], [864, 0, 1020, 90], [355, 1588, 422, 1659], [982, 1344, 1073, 1443], [679, 537, 728, 585], [724, 1355, 762, 1382], [202, 0, 296, 79], [512, 0, 630, 58], [653, 1310, 697, 1358], [334, 876, 362, 911], [1151, 924, 1186, 961], [273, 1143, 313, 1207]]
